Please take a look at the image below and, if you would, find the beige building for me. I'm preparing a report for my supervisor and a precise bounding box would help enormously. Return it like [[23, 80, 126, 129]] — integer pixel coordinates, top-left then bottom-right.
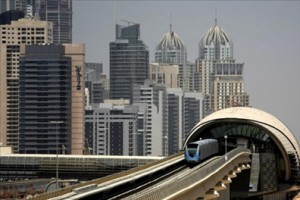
[[213, 63, 249, 111], [64, 44, 86, 155], [0, 18, 53, 152], [149, 63, 179, 88]]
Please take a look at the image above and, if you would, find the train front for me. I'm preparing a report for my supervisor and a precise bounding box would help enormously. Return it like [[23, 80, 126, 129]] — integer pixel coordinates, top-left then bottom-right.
[[184, 143, 201, 164]]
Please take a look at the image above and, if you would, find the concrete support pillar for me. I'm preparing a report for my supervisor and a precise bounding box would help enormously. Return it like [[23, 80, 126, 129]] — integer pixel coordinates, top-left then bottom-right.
[[228, 170, 237, 178], [214, 181, 226, 191], [204, 188, 219, 199]]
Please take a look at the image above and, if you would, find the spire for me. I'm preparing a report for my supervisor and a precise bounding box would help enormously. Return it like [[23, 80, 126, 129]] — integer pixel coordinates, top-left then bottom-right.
[[215, 8, 217, 26], [170, 14, 173, 33]]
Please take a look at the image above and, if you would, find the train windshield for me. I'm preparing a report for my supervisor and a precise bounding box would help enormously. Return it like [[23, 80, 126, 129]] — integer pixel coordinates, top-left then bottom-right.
[[187, 144, 198, 154]]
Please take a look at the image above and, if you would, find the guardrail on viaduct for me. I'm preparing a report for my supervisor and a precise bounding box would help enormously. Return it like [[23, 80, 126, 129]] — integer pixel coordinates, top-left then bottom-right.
[[33, 149, 251, 200]]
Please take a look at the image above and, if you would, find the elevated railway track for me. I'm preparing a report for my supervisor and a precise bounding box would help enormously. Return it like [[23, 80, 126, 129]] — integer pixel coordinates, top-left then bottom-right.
[[34, 148, 251, 200]]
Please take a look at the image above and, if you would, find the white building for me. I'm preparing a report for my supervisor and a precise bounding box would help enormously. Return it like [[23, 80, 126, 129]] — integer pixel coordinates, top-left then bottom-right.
[[85, 103, 144, 156], [155, 24, 187, 65], [133, 81, 166, 156]]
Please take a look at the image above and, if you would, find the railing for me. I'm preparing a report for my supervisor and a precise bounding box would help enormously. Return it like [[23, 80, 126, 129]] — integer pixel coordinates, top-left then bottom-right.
[[33, 153, 182, 200], [132, 148, 251, 200]]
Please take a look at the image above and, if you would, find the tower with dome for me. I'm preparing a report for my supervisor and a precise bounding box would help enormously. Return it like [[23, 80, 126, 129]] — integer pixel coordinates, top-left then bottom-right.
[[155, 23, 187, 65], [196, 18, 249, 116]]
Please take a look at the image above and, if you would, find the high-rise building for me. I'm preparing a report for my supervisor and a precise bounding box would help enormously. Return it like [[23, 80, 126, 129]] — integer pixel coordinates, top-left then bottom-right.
[[149, 63, 179, 88], [133, 80, 167, 156], [37, 0, 72, 44], [183, 92, 203, 139], [1, 0, 72, 44], [85, 62, 103, 83], [18, 43, 85, 154], [0, 1, 38, 18], [196, 19, 249, 116], [85, 103, 142, 156], [109, 23, 149, 102], [155, 24, 187, 65], [0, 18, 53, 152], [213, 63, 249, 110], [84, 62, 109, 108], [0, 10, 24, 25], [154, 24, 192, 92], [0, 0, 17, 13], [166, 88, 203, 155], [178, 63, 198, 92]]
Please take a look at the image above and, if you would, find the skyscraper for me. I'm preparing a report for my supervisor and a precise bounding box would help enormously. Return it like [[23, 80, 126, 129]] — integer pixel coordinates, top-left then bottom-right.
[[133, 81, 167, 156], [166, 88, 203, 155], [155, 24, 187, 65], [37, 0, 72, 44], [196, 19, 249, 116], [85, 103, 141, 156], [154, 23, 193, 92], [0, 0, 18, 13], [0, 0, 72, 44], [0, 10, 24, 25], [19, 45, 71, 154], [149, 63, 179, 88], [0, 18, 53, 152], [18, 43, 85, 154], [109, 23, 149, 102], [213, 63, 249, 110], [84, 62, 109, 107]]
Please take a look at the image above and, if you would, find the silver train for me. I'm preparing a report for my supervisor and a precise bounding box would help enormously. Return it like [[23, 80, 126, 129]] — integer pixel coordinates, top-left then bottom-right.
[[184, 139, 219, 164]]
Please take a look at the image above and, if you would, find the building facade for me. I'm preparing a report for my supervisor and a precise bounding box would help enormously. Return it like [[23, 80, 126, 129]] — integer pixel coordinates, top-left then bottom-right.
[[133, 81, 167, 156], [166, 88, 203, 155], [155, 24, 187, 65], [0, 10, 24, 25], [85, 62, 109, 108], [0, 18, 52, 152], [85, 103, 143, 156], [178, 63, 199, 92], [149, 63, 179, 88], [154, 24, 192, 92], [0, 0, 17, 13], [197, 20, 249, 116], [109, 23, 149, 103], [213, 63, 249, 110], [37, 0, 72, 44], [0, 0, 72, 43], [18, 43, 85, 154]]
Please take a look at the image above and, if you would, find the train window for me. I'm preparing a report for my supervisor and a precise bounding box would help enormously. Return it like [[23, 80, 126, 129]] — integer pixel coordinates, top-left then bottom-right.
[[187, 144, 198, 154]]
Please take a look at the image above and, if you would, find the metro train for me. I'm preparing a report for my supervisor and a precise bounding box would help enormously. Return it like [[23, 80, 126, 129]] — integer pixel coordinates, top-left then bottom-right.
[[184, 139, 219, 165]]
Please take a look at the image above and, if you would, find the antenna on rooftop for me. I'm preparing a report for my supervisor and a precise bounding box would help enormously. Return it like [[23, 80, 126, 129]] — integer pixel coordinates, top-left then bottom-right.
[[215, 8, 218, 26], [170, 14, 173, 33], [121, 19, 138, 26], [113, 2, 116, 25]]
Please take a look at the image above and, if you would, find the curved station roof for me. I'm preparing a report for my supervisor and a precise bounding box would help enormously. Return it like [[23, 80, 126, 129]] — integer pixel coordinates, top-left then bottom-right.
[[183, 107, 300, 181]]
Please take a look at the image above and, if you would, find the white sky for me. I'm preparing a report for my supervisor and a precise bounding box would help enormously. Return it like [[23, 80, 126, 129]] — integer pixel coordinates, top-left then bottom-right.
[[73, 1, 300, 142]]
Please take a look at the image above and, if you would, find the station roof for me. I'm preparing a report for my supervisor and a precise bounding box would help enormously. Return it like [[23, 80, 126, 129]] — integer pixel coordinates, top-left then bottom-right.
[[183, 107, 300, 181]]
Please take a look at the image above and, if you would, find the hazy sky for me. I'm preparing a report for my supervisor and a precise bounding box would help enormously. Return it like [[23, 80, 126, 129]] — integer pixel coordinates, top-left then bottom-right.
[[73, 1, 300, 142]]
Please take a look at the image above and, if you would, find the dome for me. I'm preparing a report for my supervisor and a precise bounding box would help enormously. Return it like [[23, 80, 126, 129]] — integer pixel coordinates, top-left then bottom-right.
[[183, 107, 300, 181], [198, 22, 234, 59], [200, 25, 232, 46], [156, 30, 185, 50]]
